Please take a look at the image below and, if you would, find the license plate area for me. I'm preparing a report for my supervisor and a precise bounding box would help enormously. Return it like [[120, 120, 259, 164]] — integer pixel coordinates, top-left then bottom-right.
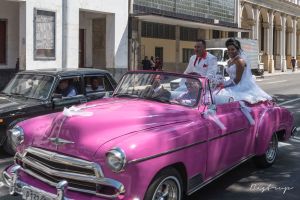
[[22, 186, 55, 200]]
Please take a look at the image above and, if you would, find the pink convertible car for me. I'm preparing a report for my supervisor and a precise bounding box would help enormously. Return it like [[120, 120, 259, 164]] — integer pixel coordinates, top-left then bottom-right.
[[2, 71, 295, 200]]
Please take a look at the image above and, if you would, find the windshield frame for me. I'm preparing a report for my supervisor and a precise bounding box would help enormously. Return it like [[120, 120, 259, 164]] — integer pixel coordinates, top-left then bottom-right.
[[113, 71, 203, 108], [2, 73, 56, 100]]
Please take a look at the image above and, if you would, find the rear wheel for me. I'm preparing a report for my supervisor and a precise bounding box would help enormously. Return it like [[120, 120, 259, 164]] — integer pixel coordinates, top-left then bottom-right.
[[144, 168, 183, 200], [254, 133, 278, 168]]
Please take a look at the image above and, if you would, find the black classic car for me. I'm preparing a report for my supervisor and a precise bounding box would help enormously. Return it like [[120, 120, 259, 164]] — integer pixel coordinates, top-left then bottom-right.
[[0, 68, 117, 154]]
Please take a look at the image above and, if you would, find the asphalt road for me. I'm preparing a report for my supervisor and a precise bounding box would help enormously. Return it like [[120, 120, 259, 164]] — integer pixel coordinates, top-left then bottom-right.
[[0, 72, 300, 200]]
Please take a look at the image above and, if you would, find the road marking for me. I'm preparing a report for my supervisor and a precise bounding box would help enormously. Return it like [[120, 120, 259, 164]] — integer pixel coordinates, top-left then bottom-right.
[[261, 80, 287, 84], [278, 142, 291, 147], [278, 97, 300, 106]]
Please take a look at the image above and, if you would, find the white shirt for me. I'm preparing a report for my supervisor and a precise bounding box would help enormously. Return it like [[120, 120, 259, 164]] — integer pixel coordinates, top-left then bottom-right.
[[184, 52, 218, 78]]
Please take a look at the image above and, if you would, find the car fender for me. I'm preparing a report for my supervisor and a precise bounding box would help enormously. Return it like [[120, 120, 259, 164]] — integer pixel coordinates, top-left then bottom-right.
[[255, 106, 287, 156]]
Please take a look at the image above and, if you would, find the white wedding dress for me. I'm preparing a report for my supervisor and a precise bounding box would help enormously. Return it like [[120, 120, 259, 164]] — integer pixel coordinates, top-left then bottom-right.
[[215, 58, 272, 104]]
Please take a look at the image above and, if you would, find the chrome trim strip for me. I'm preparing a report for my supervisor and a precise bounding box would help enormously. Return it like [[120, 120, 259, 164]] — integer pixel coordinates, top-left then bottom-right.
[[128, 128, 247, 164], [128, 139, 207, 164], [187, 154, 255, 195], [208, 128, 247, 142]]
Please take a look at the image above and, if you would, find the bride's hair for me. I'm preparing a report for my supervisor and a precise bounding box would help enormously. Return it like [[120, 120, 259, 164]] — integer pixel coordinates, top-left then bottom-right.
[[225, 38, 242, 51], [226, 38, 249, 63]]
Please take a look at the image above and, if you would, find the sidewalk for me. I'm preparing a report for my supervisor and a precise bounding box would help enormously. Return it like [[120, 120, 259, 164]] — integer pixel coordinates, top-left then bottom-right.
[[257, 69, 300, 78]]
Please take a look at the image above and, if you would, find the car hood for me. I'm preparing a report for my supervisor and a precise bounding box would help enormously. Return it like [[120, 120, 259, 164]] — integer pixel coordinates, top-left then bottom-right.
[[30, 98, 195, 159], [0, 95, 41, 114]]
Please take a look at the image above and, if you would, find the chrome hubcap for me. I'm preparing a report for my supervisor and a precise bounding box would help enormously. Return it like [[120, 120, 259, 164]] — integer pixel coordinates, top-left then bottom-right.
[[265, 134, 277, 163], [153, 176, 181, 200]]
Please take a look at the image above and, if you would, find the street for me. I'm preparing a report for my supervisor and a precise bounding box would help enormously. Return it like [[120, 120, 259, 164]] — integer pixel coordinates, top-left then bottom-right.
[[1, 73, 300, 200]]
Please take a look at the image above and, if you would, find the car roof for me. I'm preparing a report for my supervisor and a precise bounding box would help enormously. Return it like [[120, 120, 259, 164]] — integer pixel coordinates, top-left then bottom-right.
[[18, 68, 112, 77]]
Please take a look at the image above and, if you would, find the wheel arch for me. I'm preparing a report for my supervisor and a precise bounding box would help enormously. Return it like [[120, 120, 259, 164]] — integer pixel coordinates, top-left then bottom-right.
[[146, 162, 188, 195]]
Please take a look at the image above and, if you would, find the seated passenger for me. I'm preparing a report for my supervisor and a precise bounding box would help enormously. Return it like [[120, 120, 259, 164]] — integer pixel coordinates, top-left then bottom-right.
[[56, 79, 77, 97], [141, 74, 171, 101], [176, 78, 200, 106], [86, 77, 105, 93]]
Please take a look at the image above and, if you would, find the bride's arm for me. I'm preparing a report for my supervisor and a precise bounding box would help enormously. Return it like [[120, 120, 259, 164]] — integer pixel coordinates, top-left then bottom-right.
[[234, 58, 246, 84]]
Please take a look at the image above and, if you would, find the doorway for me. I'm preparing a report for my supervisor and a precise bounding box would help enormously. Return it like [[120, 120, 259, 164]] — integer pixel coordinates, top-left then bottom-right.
[[79, 29, 85, 68]]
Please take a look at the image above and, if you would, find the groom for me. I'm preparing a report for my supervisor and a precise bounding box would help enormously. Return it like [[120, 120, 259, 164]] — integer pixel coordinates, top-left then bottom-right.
[[184, 39, 218, 79]]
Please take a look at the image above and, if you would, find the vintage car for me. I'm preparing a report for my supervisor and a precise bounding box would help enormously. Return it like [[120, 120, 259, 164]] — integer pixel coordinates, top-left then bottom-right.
[[0, 68, 117, 154], [2, 71, 295, 200]]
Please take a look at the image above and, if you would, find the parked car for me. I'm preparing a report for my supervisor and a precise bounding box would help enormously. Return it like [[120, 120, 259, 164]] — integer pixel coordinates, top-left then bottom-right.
[[0, 68, 117, 154], [2, 71, 294, 200]]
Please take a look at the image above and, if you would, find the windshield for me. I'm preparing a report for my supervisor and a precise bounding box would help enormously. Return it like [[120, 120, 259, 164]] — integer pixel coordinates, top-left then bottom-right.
[[206, 49, 224, 61], [114, 72, 202, 107], [2, 73, 55, 100]]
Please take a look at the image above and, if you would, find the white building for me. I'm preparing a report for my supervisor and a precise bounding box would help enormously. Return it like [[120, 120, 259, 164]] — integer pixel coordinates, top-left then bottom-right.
[[0, 0, 128, 85]]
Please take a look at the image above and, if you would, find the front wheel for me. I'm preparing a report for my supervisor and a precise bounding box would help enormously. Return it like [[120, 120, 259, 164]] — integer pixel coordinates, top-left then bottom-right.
[[254, 133, 278, 168], [144, 168, 183, 200]]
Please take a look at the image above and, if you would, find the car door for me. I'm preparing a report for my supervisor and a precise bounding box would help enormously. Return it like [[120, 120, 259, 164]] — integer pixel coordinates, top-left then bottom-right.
[[204, 101, 254, 179], [52, 76, 87, 110], [83, 74, 115, 101]]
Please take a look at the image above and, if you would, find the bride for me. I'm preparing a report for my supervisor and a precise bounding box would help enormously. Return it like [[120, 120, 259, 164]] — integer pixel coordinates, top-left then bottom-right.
[[215, 38, 272, 104]]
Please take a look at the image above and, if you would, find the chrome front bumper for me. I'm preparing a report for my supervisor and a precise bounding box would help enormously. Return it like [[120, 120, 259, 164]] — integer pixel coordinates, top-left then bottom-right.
[[2, 165, 69, 200]]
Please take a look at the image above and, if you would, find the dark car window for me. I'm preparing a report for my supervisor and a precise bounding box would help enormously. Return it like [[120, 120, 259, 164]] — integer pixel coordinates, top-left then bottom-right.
[[84, 75, 114, 94], [3, 74, 54, 100], [55, 77, 82, 97]]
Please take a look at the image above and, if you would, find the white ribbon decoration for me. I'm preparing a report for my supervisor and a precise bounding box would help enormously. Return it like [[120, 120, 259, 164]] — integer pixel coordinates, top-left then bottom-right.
[[203, 109, 226, 130], [63, 106, 93, 117], [239, 101, 255, 125]]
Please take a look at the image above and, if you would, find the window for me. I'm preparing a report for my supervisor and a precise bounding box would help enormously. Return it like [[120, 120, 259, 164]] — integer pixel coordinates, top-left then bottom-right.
[[141, 22, 175, 39], [180, 27, 197, 41], [34, 10, 56, 60], [155, 47, 163, 62], [0, 20, 6, 64], [182, 48, 194, 63], [212, 30, 220, 39], [84, 75, 114, 94]]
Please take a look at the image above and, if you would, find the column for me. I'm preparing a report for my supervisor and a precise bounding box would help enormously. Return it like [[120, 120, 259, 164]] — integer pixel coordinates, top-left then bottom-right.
[[252, 5, 259, 40], [175, 25, 180, 72], [291, 18, 297, 57], [262, 22, 269, 71], [248, 19, 255, 39], [63, 0, 80, 68], [19, 1, 26, 70], [292, 18, 297, 70], [281, 14, 287, 71], [297, 30, 300, 68], [237, 0, 242, 38], [268, 10, 274, 73], [286, 27, 293, 68], [274, 25, 281, 70]]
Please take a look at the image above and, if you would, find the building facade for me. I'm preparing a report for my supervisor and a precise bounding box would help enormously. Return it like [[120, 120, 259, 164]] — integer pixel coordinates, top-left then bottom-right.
[[129, 0, 300, 74], [0, 0, 128, 88], [240, 0, 300, 73]]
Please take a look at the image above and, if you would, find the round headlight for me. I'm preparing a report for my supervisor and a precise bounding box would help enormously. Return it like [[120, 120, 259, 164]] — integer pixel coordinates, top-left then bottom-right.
[[106, 147, 126, 173], [9, 126, 24, 149]]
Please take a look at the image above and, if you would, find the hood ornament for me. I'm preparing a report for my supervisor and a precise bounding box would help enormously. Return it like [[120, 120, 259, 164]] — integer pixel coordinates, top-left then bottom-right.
[[49, 137, 75, 147]]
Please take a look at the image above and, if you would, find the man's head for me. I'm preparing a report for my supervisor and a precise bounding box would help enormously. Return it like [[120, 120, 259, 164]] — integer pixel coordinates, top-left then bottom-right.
[[151, 74, 163, 89], [185, 78, 200, 93], [58, 79, 69, 90], [194, 39, 206, 57], [91, 77, 101, 90]]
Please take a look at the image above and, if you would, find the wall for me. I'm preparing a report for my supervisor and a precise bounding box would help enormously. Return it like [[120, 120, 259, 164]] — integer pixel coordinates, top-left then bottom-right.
[[25, 0, 63, 70], [0, 1, 19, 69], [24, 0, 128, 76]]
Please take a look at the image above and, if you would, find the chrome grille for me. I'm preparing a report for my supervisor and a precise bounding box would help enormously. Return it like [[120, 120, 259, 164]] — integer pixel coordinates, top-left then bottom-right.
[[15, 147, 125, 199]]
